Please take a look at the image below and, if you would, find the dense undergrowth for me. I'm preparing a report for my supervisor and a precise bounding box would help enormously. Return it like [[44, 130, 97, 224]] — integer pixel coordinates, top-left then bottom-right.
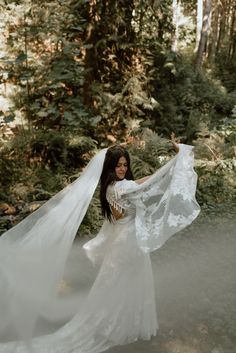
[[0, 117, 235, 236], [1, 59, 236, 235], [0, 0, 236, 236]]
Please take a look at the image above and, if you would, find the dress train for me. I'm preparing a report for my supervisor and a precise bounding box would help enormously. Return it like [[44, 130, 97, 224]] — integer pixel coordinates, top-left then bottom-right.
[[0, 216, 158, 353]]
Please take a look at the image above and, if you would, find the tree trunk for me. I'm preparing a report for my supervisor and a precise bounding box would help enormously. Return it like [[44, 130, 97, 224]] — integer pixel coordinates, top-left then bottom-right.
[[216, 1, 226, 55], [172, 0, 181, 52], [232, 36, 236, 59], [228, 4, 236, 58], [83, 0, 100, 108], [195, 0, 212, 70], [207, 0, 220, 62], [195, 0, 203, 51]]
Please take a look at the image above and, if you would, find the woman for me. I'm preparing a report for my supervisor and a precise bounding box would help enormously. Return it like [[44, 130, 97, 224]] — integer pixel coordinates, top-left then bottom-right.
[[0, 136, 200, 353]]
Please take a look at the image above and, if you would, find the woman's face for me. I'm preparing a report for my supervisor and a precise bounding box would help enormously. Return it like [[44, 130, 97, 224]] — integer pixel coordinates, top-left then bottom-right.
[[115, 156, 128, 180]]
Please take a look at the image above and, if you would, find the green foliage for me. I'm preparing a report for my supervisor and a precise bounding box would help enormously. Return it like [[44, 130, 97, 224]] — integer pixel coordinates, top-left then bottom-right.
[[78, 188, 103, 236], [90, 76, 157, 143], [0, 0, 91, 132], [214, 53, 236, 93], [148, 52, 236, 140], [0, 128, 97, 204], [30, 131, 67, 167], [0, 0, 236, 236], [196, 160, 236, 206], [193, 119, 236, 207], [128, 129, 173, 177]]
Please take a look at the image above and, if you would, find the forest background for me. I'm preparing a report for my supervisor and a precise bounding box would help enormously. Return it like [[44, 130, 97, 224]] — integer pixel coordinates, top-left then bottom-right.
[[0, 0, 235, 235]]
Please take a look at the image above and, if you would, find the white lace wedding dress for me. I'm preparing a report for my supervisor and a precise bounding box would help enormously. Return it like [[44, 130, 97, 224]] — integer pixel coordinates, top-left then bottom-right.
[[0, 144, 200, 353]]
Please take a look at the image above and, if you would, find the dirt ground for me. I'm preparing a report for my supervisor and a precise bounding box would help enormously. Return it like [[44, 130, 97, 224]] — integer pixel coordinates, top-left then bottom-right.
[[105, 213, 236, 353]]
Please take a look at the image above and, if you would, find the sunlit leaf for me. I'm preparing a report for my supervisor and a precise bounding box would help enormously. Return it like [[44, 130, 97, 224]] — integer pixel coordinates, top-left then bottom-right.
[[89, 115, 102, 126], [37, 110, 49, 118]]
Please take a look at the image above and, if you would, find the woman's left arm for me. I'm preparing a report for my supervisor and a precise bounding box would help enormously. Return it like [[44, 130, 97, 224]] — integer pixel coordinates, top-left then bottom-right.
[[171, 132, 180, 153], [135, 175, 151, 184]]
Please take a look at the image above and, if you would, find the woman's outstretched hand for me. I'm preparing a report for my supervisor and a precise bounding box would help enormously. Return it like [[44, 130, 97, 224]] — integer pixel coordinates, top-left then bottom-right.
[[171, 132, 180, 153]]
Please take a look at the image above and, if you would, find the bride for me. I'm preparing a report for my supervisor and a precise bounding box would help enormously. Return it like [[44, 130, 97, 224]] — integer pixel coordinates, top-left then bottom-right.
[[0, 134, 200, 353]]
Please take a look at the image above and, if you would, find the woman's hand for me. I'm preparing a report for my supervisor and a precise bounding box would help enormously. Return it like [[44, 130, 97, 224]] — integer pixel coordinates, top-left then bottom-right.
[[171, 132, 180, 153]]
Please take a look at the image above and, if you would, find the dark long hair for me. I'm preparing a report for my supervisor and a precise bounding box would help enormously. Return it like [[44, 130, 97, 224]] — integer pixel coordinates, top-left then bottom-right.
[[100, 145, 134, 222]]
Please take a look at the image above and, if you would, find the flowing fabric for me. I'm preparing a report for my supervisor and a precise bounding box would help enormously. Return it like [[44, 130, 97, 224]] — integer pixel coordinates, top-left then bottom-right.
[[126, 143, 200, 252], [0, 148, 107, 345], [0, 143, 200, 353]]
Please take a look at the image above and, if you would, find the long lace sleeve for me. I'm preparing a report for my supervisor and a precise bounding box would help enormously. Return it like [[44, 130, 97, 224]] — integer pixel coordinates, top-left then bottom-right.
[[119, 144, 200, 252]]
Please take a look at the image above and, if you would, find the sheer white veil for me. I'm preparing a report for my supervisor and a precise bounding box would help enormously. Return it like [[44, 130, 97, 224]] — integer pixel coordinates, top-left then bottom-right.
[[0, 148, 107, 343]]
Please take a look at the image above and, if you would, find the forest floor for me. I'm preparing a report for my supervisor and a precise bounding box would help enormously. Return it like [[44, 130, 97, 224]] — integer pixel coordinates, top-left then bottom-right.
[[1, 207, 235, 352], [105, 210, 236, 353]]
